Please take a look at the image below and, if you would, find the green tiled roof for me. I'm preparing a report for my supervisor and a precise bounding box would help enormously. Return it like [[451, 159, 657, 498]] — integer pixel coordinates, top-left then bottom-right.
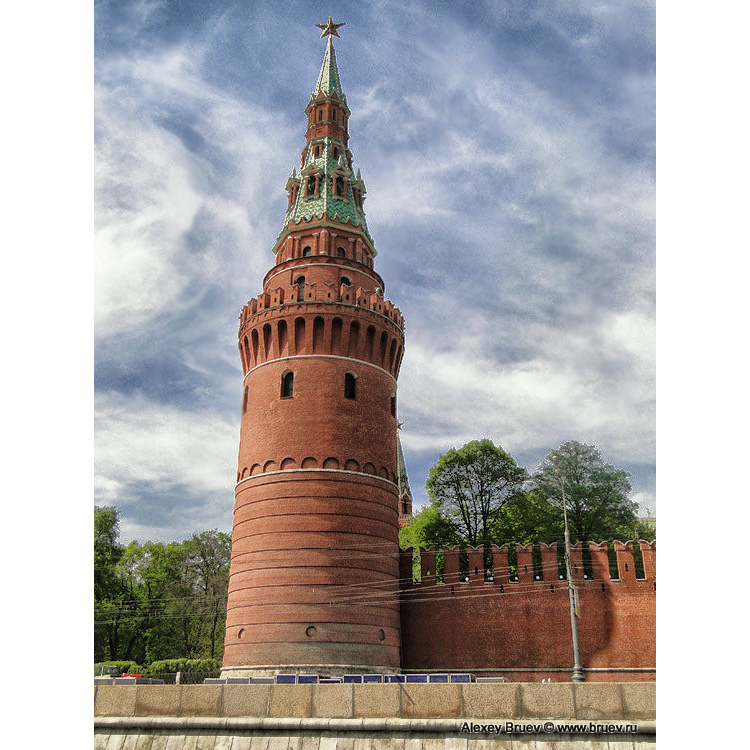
[[313, 36, 344, 99], [274, 37, 374, 248], [279, 141, 373, 242]]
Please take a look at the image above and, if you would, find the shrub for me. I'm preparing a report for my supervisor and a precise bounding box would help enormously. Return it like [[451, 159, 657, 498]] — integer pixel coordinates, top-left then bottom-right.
[[145, 658, 221, 675], [94, 661, 143, 675]]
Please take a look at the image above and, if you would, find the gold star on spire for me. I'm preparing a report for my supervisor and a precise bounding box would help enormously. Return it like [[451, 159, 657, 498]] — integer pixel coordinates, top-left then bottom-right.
[[316, 16, 345, 38]]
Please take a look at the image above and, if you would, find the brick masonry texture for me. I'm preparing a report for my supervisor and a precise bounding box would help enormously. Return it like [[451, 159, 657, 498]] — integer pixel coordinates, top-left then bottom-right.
[[225, 227, 405, 672], [399, 542, 655, 679]]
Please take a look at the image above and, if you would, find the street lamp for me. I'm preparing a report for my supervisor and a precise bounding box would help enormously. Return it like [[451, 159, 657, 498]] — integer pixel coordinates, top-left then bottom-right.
[[551, 456, 585, 683]]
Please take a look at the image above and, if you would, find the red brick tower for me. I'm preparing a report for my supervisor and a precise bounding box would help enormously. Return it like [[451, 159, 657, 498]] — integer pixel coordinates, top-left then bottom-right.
[[223, 20, 406, 676]]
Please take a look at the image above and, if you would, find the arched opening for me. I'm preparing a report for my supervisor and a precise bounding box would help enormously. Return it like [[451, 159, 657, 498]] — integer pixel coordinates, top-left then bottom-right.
[[281, 371, 294, 399], [365, 325, 375, 360], [335, 176, 345, 196], [348, 321, 360, 357], [294, 317, 306, 353], [242, 386, 248, 414], [337, 246, 346, 258], [312, 316, 325, 353], [241, 336, 249, 371], [302, 246, 312, 257], [388, 339, 397, 373], [340, 276, 351, 286], [379, 331, 388, 366], [295, 275, 305, 301], [251, 329, 260, 364], [263, 323, 272, 359], [344, 372, 357, 400], [331, 318, 343, 355], [277, 320, 288, 357]]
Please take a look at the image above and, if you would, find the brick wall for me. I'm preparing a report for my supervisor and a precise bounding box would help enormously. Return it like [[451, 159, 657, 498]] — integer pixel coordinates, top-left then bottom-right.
[[400, 542, 655, 680]]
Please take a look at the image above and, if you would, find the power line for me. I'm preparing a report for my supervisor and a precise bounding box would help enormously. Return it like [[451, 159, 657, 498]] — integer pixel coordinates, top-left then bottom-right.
[[95, 554, 645, 612], [95, 564, 654, 625]]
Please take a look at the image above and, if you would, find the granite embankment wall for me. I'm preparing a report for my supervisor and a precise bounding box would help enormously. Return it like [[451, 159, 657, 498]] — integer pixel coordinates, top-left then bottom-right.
[[94, 682, 655, 748], [400, 541, 656, 681]]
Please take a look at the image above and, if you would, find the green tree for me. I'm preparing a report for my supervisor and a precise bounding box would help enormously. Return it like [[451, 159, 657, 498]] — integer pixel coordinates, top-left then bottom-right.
[[135, 540, 193, 664], [95, 506, 128, 662], [425, 440, 526, 547], [490, 488, 564, 546], [94, 507, 165, 663], [94, 507, 232, 665], [179, 530, 231, 660], [399, 505, 460, 550], [532, 441, 637, 544], [94, 506, 122, 602], [633, 518, 656, 542]]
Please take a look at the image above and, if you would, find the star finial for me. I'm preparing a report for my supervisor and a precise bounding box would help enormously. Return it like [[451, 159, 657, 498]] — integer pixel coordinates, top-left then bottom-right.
[[316, 16, 345, 38]]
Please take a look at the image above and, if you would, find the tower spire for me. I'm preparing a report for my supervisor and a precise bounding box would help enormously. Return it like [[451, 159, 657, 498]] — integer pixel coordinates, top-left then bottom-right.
[[274, 18, 375, 256], [313, 17, 346, 98], [313, 35, 344, 99], [397, 430, 414, 528]]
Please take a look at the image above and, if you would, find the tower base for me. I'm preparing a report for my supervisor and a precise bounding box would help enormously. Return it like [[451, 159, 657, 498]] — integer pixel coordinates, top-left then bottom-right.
[[220, 664, 400, 679]]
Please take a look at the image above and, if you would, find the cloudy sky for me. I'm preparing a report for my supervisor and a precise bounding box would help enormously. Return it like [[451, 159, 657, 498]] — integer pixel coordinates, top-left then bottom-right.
[[93, 0, 656, 544]]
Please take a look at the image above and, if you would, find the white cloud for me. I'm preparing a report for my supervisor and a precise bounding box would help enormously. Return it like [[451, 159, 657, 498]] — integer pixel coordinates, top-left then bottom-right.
[[631, 490, 656, 517], [94, 392, 239, 532], [94, 114, 201, 334], [95, 46, 296, 338], [398, 306, 654, 467]]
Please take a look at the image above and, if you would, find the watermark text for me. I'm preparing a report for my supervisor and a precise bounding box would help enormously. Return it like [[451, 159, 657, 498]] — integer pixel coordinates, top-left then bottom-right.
[[460, 721, 638, 735]]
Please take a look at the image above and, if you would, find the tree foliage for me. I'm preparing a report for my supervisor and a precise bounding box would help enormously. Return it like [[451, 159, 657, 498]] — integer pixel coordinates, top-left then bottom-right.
[[94, 506, 231, 665], [404, 440, 650, 550], [425, 440, 527, 546], [489, 488, 565, 546], [94, 505, 122, 602], [532, 441, 638, 543], [398, 505, 460, 550]]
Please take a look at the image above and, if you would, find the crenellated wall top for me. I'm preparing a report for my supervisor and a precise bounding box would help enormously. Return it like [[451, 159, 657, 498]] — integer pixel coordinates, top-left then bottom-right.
[[400, 541, 656, 587]]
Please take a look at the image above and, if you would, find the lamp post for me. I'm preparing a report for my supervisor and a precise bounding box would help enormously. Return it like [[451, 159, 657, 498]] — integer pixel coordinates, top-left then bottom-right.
[[551, 457, 585, 683]]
